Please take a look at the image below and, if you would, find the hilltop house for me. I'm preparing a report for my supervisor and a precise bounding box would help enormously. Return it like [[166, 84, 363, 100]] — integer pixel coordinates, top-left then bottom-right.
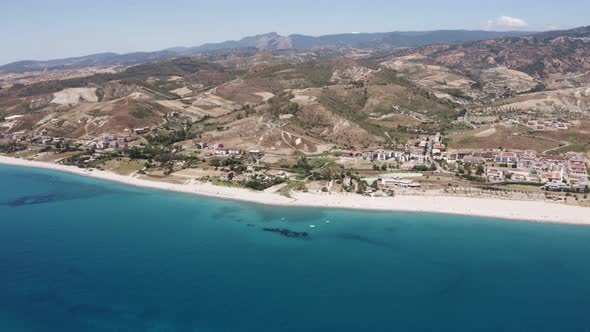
[[215, 147, 243, 155], [96, 140, 110, 150], [195, 142, 208, 149]]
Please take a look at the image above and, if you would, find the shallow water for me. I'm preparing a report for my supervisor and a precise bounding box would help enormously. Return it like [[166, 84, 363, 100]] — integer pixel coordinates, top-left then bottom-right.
[[1, 164, 590, 331]]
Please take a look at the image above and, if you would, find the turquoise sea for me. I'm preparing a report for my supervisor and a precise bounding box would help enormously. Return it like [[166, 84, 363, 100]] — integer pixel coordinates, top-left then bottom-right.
[[1, 164, 590, 331]]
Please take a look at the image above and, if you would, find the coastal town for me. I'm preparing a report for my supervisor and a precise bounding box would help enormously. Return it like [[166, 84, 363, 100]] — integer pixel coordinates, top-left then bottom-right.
[[1, 123, 588, 207]]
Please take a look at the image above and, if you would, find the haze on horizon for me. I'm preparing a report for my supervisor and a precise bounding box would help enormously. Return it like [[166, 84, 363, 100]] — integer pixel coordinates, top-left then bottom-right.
[[1, 0, 588, 65]]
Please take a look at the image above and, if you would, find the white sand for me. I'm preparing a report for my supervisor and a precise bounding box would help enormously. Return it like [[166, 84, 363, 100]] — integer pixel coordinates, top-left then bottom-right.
[[1, 155, 589, 225]]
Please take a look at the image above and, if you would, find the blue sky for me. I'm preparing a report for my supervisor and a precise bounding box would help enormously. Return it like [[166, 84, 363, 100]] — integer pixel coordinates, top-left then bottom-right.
[[1, 0, 588, 65]]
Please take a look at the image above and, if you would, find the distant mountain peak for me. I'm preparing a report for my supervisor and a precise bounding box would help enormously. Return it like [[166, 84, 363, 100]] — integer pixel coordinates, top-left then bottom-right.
[[0, 28, 550, 74], [257, 32, 282, 37]]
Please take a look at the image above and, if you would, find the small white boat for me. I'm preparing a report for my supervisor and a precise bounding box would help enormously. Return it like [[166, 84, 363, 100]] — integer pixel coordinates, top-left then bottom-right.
[[325, 220, 331, 223], [281, 218, 286, 221], [309, 225, 316, 228]]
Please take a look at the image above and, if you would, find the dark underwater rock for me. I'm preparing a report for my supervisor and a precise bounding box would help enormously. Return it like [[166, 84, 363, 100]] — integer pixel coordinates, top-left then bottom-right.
[[262, 228, 309, 238], [6, 194, 60, 207]]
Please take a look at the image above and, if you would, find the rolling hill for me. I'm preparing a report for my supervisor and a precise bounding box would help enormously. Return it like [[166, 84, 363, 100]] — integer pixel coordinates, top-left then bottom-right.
[[1, 25, 589, 157]]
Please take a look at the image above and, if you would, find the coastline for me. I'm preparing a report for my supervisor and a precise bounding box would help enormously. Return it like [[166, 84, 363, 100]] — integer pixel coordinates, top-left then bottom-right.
[[1, 154, 589, 225]]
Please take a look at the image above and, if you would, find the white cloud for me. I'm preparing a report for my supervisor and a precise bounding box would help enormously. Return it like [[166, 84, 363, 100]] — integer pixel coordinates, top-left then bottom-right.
[[496, 16, 529, 28], [483, 16, 530, 30]]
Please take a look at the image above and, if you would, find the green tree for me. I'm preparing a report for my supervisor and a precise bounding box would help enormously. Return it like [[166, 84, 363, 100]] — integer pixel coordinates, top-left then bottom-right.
[[128, 147, 144, 159], [357, 180, 368, 194], [476, 165, 485, 176]]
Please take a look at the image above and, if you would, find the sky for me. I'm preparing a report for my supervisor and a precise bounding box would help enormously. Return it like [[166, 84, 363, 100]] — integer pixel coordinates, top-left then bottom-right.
[[1, 0, 589, 65]]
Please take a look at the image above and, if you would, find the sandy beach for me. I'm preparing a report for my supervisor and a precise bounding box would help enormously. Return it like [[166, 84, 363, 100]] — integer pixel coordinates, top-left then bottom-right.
[[1, 155, 589, 225]]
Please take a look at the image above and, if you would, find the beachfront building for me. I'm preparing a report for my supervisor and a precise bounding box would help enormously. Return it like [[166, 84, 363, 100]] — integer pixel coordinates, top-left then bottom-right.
[[381, 177, 421, 188], [343, 176, 352, 187], [565, 152, 589, 191], [463, 156, 485, 165], [494, 152, 518, 164], [544, 182, 570, 191], [504, 168, 534, 182], [442, 148, 587, 186], [486, 167, 505, 182]]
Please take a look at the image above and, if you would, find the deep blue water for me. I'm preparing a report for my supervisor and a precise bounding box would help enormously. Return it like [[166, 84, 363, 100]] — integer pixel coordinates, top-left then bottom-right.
[[1, 165, 590, 331]]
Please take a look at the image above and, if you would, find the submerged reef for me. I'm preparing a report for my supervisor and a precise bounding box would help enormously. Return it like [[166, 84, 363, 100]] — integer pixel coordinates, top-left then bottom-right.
[[262, 228, 309, 238]]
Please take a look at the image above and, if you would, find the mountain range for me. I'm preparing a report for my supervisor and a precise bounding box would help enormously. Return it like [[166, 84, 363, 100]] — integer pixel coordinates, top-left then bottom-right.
[[0, 30, 532, 74]]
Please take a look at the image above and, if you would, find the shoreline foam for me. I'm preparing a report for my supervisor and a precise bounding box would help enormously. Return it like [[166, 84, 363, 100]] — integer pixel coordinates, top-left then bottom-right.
[[1, 155, 589, 225]]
